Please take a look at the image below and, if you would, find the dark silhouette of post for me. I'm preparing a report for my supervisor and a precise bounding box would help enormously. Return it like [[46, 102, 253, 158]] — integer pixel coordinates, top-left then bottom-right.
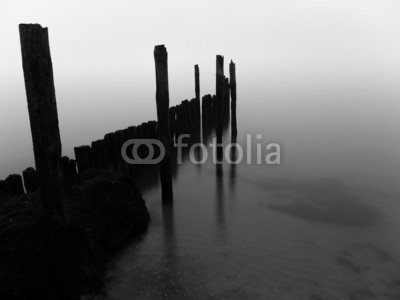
[[4, 174, 25, 196], [154, 45, 173, 203], [69, 159, 77, 177], [74, 145, 93, 173], [230, 60, 237, 137], [104, 132, 118, 170], [223, 77, 230, 126], [216, 55, 224, 162], [195, 64, 201, 131], [19, 23, 78, 299], [0, 180, 7, 195], [23, 167, 38, 193], [115, 129, 127, 171], [195, 64, 200, 102]]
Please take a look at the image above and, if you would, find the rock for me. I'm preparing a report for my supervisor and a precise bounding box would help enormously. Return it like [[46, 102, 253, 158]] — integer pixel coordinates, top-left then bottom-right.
[[0, 169, 150, 298]]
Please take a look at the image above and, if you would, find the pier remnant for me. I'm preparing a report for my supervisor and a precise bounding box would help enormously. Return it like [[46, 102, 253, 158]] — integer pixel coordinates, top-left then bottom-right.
[[23, 167, 38, 193], [195, 64, 201, 131], [104, 132, 118, 170], [154, 45, 173, 203], [215, 55, 224, 162], [74, 145, 93, 173], [230, 60, 237, 137], [195, 64, 200, 102], [19, 23, 68, 222], [115, 130, 128, 171], [19, 23, 78, 299], [223, 77, 230, 126], [4, 174, 25, 196], [0, 180, 7, 195]]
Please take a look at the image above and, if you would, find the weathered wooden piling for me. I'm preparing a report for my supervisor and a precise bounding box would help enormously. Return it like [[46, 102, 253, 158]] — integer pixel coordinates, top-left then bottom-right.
[[223, 77, 230, 126], [190, 98, 200, 133], [202, 94, 213, 136], [4, 174, 25, 196], [97, 139, 109, 169], [1, 177, 11, 195], [181, 100, 190, 133], [104, 132, 118, 169], [154, 45, 173, 203], [195, 64, 200, 102], [0, 180, 8, 195], [195, 64, 201, 130], [229, 60, 237, 137], [61, 156, 71, 179], [91, 140, 108, 170], [115, 130, 128, 171], [175, 104, 183, 138], [126, 126, 137, 173], [69, 159, 77, 177], [91, 141, 100, 169], [169, 106, 176, 142], [216, 55, 224, 161], [19, 23, 69, 219], [23, 167, 38, 193], [74, 145, 93, 173], [19, 23, 78, 299], [127, 125, 137, 140]]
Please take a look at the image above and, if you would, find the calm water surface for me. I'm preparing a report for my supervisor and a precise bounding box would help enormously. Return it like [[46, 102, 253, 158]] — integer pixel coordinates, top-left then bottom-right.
[[97, 92, 400, 299]]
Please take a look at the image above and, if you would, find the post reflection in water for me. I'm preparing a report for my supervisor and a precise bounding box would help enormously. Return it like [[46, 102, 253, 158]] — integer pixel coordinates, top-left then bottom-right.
[[160, 203, 178, 296], [229, 135, 237, 193]]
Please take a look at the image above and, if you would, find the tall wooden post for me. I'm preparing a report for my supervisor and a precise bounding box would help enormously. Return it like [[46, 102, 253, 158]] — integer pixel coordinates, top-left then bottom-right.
[[195, 64, 200, 102], [195, 64, 201, 131], [216, 55, 224, 162], [223, 77, 230, 127], [154, 45, 173, 203], [230, 60, 237, 137], [19, 24, 78, 299]]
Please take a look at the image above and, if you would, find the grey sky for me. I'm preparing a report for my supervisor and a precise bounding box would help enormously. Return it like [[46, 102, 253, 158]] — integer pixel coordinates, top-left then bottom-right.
[[1, 0, 400, 177]]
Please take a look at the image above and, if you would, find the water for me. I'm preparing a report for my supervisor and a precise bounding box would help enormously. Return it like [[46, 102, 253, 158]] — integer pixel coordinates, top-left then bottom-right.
[[97, 90, 400, 299]]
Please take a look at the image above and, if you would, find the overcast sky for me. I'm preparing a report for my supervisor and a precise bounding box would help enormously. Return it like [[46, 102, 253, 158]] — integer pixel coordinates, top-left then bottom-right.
[[1, 0, 400, 176]]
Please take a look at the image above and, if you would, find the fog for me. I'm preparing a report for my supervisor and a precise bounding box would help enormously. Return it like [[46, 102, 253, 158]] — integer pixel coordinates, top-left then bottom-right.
[[1, 0, 400, 178]]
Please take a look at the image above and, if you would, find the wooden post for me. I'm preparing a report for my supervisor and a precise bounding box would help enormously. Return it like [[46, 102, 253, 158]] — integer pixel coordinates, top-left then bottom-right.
[[23, 167, 39, 193], [195, 64, 201, 131], [0, 180, 8, 195], [216, 55, 224, 162], [91, 140, 101, 169], [202, 94, 213, 137], [61, 156, 71, 180], [195, 64, 200, 102], [223, 77, 230, 127], [5, 174, 25, 196], [190, 98, 200, 133], [174, 106, 179, 141], [69, 159, 77, 178], [154, 45, 173, 203], [74, 145, 92, 173], [98, 139, 109, 169], [126, 126, 137, 173], [169, 107, 176, 142], [19, 23, 67, 216], [115, 130, 127, 171], [104, 132, 117, 170], [212, 94, 216, 127], [229, 60, 237, 137], [19, 24, 78, 299]]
